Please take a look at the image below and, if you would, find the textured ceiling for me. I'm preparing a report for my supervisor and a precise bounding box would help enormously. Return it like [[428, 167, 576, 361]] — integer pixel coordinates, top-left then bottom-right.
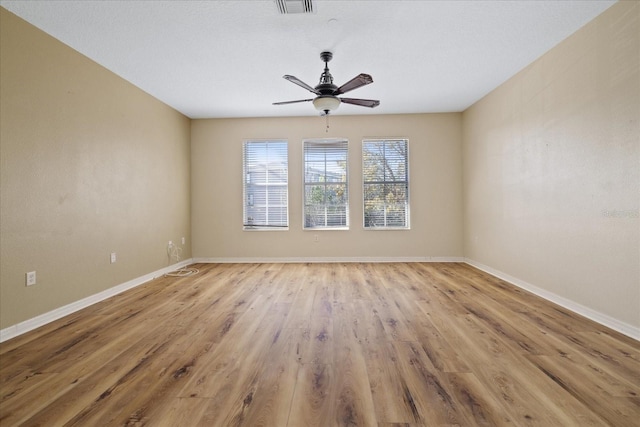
[[1, 0, 616, 119]]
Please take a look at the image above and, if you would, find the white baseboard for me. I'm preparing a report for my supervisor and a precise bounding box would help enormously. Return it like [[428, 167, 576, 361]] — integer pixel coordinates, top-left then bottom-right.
[[464, 258, 640, 341], [192, 256, 465, 264], [0, 259, 193, 343]]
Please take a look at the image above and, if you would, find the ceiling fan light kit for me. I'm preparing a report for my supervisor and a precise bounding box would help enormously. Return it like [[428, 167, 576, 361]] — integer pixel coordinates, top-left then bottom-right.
[[274, 51, 380, 115], [313, 95, 341, 112]]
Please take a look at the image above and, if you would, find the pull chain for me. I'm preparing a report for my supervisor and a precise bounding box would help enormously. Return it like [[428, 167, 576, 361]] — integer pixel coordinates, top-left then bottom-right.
[[325, 113, 329, 133]]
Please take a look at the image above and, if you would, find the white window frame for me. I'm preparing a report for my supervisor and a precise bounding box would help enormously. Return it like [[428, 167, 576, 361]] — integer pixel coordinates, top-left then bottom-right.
[[303, 138, 349, 230], [242, 140, 289, 231], [362, 138, 410, 229]]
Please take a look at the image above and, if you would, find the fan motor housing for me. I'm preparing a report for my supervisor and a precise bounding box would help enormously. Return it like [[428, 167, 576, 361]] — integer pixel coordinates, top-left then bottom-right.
[[316, 83, 338, 95]]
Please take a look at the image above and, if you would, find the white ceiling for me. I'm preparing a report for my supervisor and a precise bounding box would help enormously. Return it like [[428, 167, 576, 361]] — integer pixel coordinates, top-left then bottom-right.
[[1, 0, 616, 119]]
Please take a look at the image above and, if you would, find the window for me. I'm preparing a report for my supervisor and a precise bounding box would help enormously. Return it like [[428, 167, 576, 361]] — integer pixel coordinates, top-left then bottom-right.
[[243, 140, 288, 230], [363, 139, 409, 229], [303, 139, 349, 229]]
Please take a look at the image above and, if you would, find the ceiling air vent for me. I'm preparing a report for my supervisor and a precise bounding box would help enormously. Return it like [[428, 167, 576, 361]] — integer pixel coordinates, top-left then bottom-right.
[[275, 0, 314, 14]]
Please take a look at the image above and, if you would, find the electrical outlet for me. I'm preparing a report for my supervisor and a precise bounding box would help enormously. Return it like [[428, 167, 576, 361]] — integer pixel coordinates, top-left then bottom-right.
[[110, 252, 117, 264], [181, 237, 185, 245], [314, 234, 319, 243], [26, 271, 36, 286]]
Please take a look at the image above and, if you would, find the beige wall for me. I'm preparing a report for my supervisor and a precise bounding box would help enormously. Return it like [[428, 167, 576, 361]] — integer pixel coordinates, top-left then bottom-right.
[[191, 114, 463, 260], [462, 1, 639, 329], [0, 9, 192, 329]]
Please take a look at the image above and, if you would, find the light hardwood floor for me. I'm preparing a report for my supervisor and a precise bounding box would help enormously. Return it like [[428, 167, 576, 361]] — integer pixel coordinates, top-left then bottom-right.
[[1, 263, 638, 426]]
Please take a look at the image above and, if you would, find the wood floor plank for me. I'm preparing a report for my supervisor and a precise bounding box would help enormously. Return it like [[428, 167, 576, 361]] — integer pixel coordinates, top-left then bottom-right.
[[0, 262, 638, 426], [277, 267, 310, 329], [444, 372, 511, 426], [412, 299, 473, 373], [361, 338, 422, 424], [214, 324, 300, 427], [299, 313, 334, 365], [392, 340, 466, 425], [410, 302, 471, 373], [332, 301, 378, 426], [350, 298, 387, 342], [287, 362, 334, 426]]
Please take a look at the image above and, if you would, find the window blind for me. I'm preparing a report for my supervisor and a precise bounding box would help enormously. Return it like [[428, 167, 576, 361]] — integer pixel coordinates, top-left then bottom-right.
[[243, 140, 288, 229], [303, 139, 349, 229], [363, 139, 409, 228]]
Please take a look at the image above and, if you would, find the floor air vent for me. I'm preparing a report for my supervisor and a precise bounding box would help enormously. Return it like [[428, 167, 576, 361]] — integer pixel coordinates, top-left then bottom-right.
[[275, 0, 314, 14]]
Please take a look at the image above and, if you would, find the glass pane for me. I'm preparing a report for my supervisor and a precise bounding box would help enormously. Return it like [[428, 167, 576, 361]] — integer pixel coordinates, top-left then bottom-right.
[[252, 191, 267, 206], [268, 165, 288, 183], [326, 205, 347, 227], [386, 204, 407, 227], [384, 141, 407, 179], [364, 203, 384, 227], [247, 167, 266, 185], [363, 139, 408, 183], [305, 184, 326, 205], [305, 162, 326, 183], [245, 206, 266, 225], [325, 184, 347, 205], [268, 207, 287, 227], [363, 183, 384, 202], [383, 183, 407, 203], [363, 142, 385, 182], [304, 205, 326, 228], [267, 186, 288, 205]]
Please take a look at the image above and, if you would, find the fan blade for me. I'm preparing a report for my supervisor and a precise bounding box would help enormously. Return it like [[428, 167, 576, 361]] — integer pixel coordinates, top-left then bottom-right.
[[335, 73, 373, 95], [283, 75, 320, 95], [339, 97, 380, 108], [273, 99, 313, 105]]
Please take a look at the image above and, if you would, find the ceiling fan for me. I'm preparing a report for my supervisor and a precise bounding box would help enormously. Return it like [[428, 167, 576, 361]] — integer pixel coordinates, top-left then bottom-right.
[[273, 51, 380, 115]]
